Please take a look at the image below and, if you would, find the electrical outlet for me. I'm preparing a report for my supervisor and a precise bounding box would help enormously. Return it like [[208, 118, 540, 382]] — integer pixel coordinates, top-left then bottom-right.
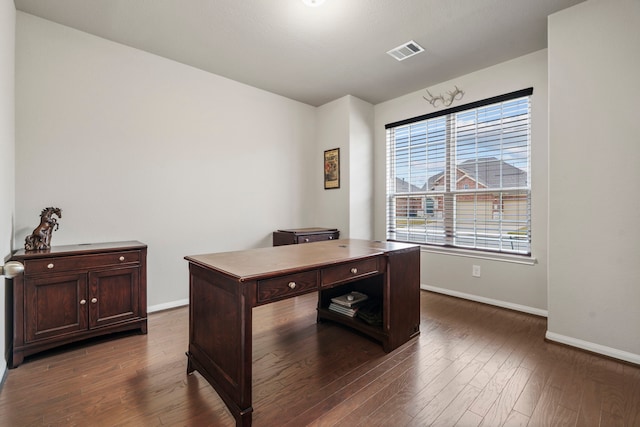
[[472, 265, 481, 278]]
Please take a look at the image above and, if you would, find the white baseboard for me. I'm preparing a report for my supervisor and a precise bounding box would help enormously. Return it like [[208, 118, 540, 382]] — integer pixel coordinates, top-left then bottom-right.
[[420, 284, 548, 317], [148, 298, 189, 313], [545, 331, 640, 365], [421, 284, 639, 365]]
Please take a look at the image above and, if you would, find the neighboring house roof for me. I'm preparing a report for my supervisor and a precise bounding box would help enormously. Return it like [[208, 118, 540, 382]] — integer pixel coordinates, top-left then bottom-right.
[[426, 157, 527, 190], [395, 177, 424, 193]]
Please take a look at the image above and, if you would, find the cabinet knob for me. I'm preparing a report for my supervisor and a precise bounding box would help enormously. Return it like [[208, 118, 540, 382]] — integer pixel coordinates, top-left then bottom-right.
[[47, 263, 54, 269], [91, 298, 97, 304], [350, 268, 358, 274], [329, 236, 333, 239], [119, 256, 125, 261], [304, 238, 309, 242], [288, 281, 297, 290], [80, 299, 87, 305]]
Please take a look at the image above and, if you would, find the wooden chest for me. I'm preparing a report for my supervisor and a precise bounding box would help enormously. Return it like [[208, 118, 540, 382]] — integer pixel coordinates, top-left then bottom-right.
[[272, 227, 339, 246]]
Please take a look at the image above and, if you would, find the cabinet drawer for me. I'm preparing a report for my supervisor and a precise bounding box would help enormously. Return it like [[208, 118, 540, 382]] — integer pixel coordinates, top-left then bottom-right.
[[321, 258, 380, 288], [24, 251, 140, 275], [257, 271, 318, 303], [296, 232, 339, 244]]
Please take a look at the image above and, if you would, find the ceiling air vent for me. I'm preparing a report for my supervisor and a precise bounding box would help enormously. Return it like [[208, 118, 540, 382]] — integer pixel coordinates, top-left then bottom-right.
[[387, 40, 424, 61]]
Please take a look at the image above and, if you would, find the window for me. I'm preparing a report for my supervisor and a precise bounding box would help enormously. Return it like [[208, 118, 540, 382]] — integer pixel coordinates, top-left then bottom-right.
[[425, 197, 435, 216], [386, 88, 532, 255]]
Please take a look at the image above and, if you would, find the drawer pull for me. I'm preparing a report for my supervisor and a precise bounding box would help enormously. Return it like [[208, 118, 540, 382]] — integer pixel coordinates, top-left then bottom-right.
[[288, 282, 297, 290], [304, 238, 310, 242], [329, 236, 333, 239], [47, 263, 54, 269], [91, 298, 97, 304], [351, 268, 358, 274], [80, 299, 86, 305], [119, 256, 125, 261]]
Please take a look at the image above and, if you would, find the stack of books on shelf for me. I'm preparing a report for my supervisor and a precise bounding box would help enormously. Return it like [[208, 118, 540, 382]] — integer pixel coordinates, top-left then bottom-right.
[[328, 291, 369, 318]]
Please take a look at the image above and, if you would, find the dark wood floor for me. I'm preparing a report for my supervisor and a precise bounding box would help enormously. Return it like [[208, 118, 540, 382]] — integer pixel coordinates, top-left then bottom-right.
[[1, 291, 639, 426]]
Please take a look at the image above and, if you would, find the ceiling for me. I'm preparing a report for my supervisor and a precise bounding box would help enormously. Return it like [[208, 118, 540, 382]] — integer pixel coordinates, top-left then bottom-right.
[[14, 0, 584, 107]]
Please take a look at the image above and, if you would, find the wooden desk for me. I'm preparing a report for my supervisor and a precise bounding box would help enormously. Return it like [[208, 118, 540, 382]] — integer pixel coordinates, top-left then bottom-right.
[[184, 239, 420, 426]]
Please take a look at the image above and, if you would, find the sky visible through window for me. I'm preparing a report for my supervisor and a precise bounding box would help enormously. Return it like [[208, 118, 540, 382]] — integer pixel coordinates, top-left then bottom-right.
[[393, 97, 530, 192]]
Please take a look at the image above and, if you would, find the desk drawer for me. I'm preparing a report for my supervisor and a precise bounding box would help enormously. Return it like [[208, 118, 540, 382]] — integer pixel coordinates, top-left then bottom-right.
[[24, 251, 141, 275], [257, 271, 318, 303], [321, 258, 380, 288], [296, 232, 339, 244]]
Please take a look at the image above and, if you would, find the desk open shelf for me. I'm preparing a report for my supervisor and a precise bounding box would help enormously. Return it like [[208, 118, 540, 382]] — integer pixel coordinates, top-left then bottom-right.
[[317, 274, 387, 346], [317, 306, 387, 342]]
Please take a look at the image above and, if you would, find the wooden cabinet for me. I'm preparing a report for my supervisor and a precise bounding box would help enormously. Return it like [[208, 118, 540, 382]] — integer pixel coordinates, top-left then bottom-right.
[[272, 227, 339, 246], [8, 241, 147, 367]]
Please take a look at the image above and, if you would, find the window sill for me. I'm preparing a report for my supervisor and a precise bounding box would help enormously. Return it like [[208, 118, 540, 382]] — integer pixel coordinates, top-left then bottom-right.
[[419, 245, 537, 265]]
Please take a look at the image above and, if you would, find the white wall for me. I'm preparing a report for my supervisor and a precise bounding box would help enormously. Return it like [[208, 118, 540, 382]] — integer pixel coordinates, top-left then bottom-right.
[[0, 0, 16, 379], [15, 13, 317, 311], [315, 97, 351, 235], [348, 97, 374, 239], [547, 0, 640, 363], [314, 95, 374, 239], [374, 50, 549, 314]]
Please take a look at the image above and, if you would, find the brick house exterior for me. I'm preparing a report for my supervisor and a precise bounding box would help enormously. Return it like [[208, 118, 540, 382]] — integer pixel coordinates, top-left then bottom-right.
[[396, 158, 528, 228]]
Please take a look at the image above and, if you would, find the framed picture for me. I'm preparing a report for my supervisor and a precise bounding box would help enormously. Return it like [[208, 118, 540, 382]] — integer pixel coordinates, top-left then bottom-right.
[[324, 148, 340, 189]]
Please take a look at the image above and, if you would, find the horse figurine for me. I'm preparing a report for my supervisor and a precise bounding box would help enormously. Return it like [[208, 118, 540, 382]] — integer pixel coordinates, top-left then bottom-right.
[[24, 207, 62, 251]]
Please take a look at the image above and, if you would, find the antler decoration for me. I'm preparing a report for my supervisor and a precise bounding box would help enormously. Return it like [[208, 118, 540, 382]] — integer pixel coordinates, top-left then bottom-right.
[[423, 86, 465, 108]]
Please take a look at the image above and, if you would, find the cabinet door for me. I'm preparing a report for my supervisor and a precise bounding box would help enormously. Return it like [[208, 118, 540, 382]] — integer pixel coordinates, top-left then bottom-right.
[[89, 267, 140, 328], [24, 273, 88, 343]]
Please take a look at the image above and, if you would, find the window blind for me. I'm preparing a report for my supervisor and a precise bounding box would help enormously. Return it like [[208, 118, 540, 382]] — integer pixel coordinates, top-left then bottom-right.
[[385, 88, 533, 255]]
